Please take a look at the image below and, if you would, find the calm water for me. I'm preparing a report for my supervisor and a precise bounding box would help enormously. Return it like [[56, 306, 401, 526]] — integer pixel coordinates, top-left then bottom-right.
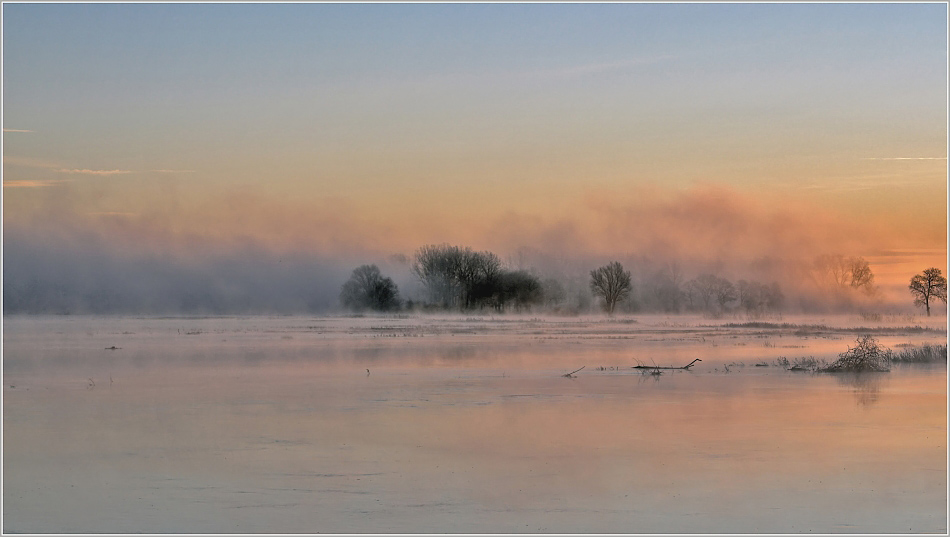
[[3, 315, 947, 533]]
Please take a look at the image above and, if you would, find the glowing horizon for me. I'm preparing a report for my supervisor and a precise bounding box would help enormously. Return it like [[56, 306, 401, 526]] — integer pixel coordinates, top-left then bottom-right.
[[2, 3, 947, 312]]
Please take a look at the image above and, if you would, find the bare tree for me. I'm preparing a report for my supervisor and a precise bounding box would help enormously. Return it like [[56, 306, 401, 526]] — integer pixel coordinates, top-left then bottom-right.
[[847, 257, 875, 294], [736, 280, 784, 317], [340, 264, 400, 312], [457, 249, 501, 309], [412, 244, 462, 307], [412, 244, 511, 310], [713, 277, 737, 312], [688, 273, 719, 312], [909, 268, 948, 316], [590, 261, 631, 315], [737, 280, 757, 314], [812, 254, 875, 295], [813, 254, 851, 288], [685, 273, 737, 315]]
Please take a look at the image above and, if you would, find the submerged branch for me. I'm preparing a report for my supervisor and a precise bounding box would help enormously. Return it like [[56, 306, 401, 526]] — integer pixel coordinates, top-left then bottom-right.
[[632, 358, 701, 370], [562, 366, 585, 378]]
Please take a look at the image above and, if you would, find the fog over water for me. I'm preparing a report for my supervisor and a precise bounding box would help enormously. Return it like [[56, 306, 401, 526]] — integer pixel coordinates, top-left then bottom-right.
[[4, 184, 945, 314], [3, 4, 946, 533]]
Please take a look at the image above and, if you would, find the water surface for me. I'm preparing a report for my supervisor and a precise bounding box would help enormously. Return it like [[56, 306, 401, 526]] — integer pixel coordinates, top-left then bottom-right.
[[3, 315, 946, 533]]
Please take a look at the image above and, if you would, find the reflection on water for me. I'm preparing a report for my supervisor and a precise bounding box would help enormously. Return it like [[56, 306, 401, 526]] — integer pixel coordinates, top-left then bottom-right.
[[3, 316, 947, 533], [833, 372, 887, 406]]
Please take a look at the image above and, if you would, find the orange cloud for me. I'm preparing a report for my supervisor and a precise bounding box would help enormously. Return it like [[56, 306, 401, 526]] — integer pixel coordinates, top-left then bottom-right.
[[4, 180, 943, 277], [56, 168, 133, 176], [3, 179, 72, 188]]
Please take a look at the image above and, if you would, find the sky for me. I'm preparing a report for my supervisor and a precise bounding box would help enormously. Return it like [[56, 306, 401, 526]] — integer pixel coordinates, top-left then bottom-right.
[[2, 3, 948, 312]]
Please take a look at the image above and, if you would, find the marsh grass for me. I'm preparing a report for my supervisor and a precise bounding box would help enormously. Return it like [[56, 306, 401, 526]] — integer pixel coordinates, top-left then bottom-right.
[[719, 322, 940, 334], [788, 356, 825, 371], [891, 344, 948, 363]]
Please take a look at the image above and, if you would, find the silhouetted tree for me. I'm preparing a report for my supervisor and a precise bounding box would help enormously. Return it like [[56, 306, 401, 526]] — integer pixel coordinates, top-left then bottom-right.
[[737, 280, 760, 314], [909, 268, 948, 316], [340, 264, 400, 312], [812, 254, 875, 295], [412, 244, 462, 308], [458, 249, 501, 309], [688, 273, 719, 312], [736, 280, 784, 317], [713, 277, 737, 312], [497, 271, 543, 312], [590, 261, 631, 315], [411, 244, 504, 310], [686, 273, 737, 315], [848, 257, 875, 293]]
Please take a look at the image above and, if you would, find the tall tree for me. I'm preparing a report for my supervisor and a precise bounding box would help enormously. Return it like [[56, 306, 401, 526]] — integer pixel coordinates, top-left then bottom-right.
[[411, 244, 505, 310], [590, 261, 632, 315], [412, 244, 463, 308], [909, 268, 948, 316]]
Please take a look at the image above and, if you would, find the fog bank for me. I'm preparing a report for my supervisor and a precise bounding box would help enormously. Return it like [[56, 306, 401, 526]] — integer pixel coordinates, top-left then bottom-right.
[[3, 183, 944, 314]]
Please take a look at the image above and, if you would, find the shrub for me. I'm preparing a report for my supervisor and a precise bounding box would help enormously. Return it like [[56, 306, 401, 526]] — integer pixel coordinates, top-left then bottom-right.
[[340, 265, 401, 312], [822, 335, 891, 372]]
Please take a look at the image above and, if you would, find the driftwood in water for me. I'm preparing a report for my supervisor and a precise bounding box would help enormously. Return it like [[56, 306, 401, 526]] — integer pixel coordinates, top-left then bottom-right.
[[632, 358, 701, 370], [562, 366, 585, 378]]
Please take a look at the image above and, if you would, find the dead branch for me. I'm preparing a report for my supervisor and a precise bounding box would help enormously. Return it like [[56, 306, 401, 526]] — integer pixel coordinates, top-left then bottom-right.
[[562, 365, 585, 378], [632, 358, 701, 370]]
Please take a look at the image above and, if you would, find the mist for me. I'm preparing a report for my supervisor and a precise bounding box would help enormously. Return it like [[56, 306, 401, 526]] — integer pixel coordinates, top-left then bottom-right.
[[2, 230, 353, 314], [3, 182, 943, 315]]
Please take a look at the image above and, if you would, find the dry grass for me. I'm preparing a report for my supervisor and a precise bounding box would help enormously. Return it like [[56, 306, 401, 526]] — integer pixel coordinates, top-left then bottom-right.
[[891, 344, 948, 363], [787, 356, 826, 371], [719, 322, 941, 334]]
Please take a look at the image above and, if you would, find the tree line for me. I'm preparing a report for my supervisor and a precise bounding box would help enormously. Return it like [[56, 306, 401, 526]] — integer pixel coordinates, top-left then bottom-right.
[[587, 261, 784, 317], [339, 244, 947, 316]]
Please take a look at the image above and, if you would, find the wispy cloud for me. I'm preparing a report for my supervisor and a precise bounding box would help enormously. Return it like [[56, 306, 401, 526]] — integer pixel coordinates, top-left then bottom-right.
[[56, 168, 133, 176], [3, 179, 72, 188], [54, 167, 195, 176], [3, 128, 34, 133], [793, 176, 940, 192], [4, 156, 195, 175], [861, 157, 948, 161]]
